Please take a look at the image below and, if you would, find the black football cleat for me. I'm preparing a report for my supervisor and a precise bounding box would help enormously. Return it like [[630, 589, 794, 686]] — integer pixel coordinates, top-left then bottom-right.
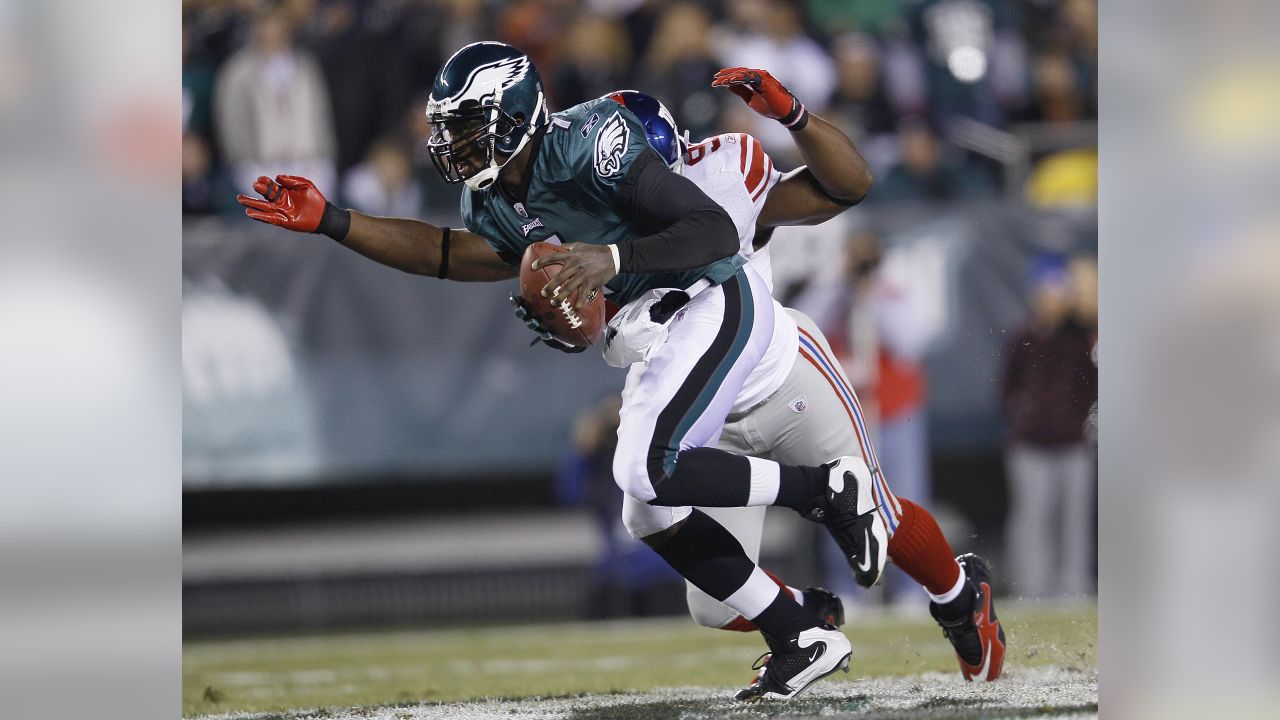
[[929, 553, 1006, 682], [801, 586, 845, 628], [810, 456, 888, 588], [733, 624, 851, 701]]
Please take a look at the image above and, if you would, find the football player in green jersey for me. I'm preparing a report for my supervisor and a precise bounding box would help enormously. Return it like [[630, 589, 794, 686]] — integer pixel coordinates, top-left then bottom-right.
[[237, 41, 889, 700]]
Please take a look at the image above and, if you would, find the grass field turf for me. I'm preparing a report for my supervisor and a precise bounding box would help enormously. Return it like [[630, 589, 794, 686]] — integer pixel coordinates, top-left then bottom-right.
[[184, 599, 1096, 719]]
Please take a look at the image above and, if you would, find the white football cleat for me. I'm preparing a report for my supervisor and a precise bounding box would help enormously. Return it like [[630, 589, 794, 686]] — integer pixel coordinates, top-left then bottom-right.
[[734, 624, 852, 701]]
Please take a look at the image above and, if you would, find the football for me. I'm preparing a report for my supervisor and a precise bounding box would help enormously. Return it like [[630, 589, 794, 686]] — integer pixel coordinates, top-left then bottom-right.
[[519, 241, 606, 347]]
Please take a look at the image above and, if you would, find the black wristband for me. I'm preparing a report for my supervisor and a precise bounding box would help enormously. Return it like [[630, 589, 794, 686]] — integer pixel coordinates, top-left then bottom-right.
[[780, 99, 809, 132], [437, 226, 451, 279], [314, 202, 351, 241]]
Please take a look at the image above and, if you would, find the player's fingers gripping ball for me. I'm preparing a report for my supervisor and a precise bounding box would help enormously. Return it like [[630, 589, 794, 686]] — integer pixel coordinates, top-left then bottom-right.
[[532, 243, 617, 309], [520, 241, 606, 347], [711, 67, 808, 130]]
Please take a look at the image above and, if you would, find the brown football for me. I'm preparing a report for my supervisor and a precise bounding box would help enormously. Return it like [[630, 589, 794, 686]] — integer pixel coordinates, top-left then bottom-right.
[[518, 241, 606, 347]]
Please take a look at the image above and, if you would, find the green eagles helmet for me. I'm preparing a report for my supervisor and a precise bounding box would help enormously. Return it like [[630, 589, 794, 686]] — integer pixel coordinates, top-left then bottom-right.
[[426, 41, 549, 191]]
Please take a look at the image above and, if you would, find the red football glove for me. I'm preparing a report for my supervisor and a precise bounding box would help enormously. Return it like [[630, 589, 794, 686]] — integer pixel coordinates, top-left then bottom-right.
[[711, 67, 809, 130], [236, 175, 329, 233]]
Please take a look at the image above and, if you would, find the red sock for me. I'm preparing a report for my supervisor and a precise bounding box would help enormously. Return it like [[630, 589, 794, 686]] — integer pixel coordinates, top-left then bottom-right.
[[887, 497, 961, 595], [717, 569, 800, 632]]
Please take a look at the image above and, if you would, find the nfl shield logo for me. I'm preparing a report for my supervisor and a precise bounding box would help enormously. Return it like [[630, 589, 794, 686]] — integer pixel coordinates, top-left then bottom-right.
[[789, 395, 808, 413], [514, 202, 528, 218]]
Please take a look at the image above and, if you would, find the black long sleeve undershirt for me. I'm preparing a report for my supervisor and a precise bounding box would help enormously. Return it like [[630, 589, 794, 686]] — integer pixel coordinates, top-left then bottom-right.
[[611, 150, 739, 274]]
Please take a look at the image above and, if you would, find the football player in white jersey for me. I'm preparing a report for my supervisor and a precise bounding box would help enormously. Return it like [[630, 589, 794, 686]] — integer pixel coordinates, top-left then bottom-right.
[[607, 72, 1006, 691]]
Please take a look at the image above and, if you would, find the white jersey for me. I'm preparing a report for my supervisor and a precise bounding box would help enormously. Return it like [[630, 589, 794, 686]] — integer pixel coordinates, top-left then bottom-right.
[[682, 132, 782, 286], [681, 133, 795, 413]]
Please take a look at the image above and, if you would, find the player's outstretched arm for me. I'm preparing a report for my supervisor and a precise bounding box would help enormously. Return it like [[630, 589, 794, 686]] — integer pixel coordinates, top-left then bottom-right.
[[712, 68, 873, 226], [342, 212, 516, 281], [237, 175, 515, 282]]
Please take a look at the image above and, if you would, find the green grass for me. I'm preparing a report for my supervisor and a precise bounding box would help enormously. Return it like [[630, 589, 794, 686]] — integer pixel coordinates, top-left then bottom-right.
[[183, 600, 1096, 718]]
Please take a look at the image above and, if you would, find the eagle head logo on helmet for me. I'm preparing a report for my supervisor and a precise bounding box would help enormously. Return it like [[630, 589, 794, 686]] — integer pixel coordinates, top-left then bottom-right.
[[426, 42, 548, 191]]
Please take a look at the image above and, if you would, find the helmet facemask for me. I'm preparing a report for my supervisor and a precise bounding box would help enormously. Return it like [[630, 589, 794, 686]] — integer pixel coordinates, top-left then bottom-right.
[[427, 92, 526, 191], [672, 129, 691, 176]]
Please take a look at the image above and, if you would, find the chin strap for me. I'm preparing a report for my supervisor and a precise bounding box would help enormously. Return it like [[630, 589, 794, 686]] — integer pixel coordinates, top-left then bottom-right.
[[465, 167, 499, 191], [672, 129, 691, 176]]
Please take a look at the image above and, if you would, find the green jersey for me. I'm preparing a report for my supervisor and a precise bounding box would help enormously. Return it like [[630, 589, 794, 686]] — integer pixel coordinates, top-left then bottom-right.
[[461, 97, 739, 306]]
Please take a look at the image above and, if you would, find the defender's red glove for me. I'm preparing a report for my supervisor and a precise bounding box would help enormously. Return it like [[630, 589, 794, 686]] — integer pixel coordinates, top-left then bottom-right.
[[236, 175, 350, 239], [711, 67, 809, 131]]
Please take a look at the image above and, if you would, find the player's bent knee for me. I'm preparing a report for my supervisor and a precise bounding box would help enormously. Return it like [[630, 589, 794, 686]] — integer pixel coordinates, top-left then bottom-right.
[[621, 495, 691, 541], [686, 582, 737, 629], [611, 441, 658, 503]]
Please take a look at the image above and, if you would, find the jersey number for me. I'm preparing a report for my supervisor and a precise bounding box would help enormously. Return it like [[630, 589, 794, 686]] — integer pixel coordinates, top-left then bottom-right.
[[685, 138, 721, 167]]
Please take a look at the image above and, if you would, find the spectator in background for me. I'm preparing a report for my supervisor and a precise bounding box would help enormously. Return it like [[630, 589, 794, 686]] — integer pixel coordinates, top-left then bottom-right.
[[341, 137, 423, 219], [904, 0, 1027, 128], [1042, 0, 1097, 119], [827, 33, 899, 140], [306, 0, 422, 173], [1069, 255, 1098, 342], [1020, 49, 1096, 211], [1000, 253, 1098, 599], [639, 2, 724, 141], [715, 0, 837, 168], [1069, 255, 1099, 446], [1021, 51, 1089, 126], [556, 395, 685, 619], [551, 12, 633, 105], [183, 9, 223, 217], [833, 230, 938, 606], [498, 0, 576, 97], [617, 0, 667, 71], [874, 117, 993, 201], [1070, 255, 1099, 450], [214, 7, 338, 195]]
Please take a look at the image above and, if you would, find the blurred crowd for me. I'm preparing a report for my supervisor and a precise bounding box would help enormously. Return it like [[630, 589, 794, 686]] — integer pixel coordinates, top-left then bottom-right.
[[183, 0, 1098, 217]]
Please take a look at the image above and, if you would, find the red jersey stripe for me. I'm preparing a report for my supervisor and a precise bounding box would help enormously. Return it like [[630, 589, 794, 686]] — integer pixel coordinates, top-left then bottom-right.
[[751, 155, 774, 201], [745, 137, 766, 192]]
